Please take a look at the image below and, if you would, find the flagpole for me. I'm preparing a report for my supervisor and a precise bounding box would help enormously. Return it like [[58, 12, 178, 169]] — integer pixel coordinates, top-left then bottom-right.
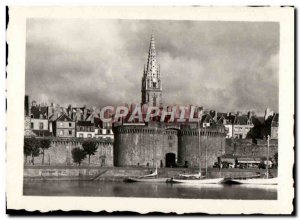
[[198, 118, 201, 176], [266, 135, 270, 179]]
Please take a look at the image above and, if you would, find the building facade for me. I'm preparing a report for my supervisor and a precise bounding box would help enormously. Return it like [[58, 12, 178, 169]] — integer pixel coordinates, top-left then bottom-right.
[[232, 114, 254, 139], [271, 113, 279, 139], [53, 113, 76, 138], [76, 121, 95, 138], [94, 118, 114, 139]]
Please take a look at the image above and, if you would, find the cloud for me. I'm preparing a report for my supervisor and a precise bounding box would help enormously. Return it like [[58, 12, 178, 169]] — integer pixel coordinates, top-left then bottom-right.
[[26, 19, 279, 115]]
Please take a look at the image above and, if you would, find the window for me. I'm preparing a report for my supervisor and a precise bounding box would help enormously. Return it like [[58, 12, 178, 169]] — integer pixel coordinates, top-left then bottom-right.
[[59, 130, 63, 135], [79, 134, 83, 138], [153, 96, 156, 106], [69, 130, 72, 135], [69, 122, 72, 127], [60, 122, 63, 127], [39, 122, 44, 130], [153, 82, 157, 88], [99, 129, 102, 134], [107, 129, 111, 134], [168, 135, 172, 140], [30, 122, 34, 129], [87, 134, 92, 138]]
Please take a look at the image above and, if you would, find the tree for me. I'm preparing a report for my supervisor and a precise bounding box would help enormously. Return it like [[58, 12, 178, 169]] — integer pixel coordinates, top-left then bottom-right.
[[82, 140, 98, 165], [24, 138, 33, 164], [39, 138, 52, 165], [24, 137, 40, 165], [71, 147, 86, 166], [31, 144, 40, 165]]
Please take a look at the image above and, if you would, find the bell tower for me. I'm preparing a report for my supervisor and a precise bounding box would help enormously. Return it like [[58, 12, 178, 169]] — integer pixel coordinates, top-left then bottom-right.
[[141, 34, 162, 107]]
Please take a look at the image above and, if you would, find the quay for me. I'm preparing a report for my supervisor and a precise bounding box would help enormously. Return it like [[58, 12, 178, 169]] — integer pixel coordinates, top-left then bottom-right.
[[24, 166, 278, 182]]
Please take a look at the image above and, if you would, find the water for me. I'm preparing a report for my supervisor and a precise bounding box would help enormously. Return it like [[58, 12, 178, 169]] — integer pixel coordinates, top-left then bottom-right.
[[23, 180, 277, 200]]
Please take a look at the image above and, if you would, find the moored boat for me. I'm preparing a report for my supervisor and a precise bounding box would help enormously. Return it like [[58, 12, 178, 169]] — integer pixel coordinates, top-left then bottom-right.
[[169, 177, 224, 184], [124, 176, 168, 183], [227, 177, 277, 185]]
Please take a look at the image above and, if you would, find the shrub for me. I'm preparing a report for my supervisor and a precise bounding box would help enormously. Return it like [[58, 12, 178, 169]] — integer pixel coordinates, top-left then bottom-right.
[[71, 147, 86, 166]]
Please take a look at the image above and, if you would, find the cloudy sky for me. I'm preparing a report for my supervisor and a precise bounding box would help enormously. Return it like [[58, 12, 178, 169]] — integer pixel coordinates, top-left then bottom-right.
[[25, 19, 279, 115]]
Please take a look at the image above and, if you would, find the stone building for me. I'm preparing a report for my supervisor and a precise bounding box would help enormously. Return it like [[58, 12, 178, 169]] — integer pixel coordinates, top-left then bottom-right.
[[76, 121, 95, 138], [94, 118, 114, 139], [52, 113, 76, 138], [30, 104, 51, 137], [24, 96, 36, 137], [232, 112, 254, 139], [271, 113, 279, 139], [215, 111, 254, 139], [113, 122, 226, 168], [24, 96, 52, 137]]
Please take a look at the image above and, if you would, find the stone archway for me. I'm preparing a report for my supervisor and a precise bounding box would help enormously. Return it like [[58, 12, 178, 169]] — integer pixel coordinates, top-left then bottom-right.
[[165, 153, 176, 167]]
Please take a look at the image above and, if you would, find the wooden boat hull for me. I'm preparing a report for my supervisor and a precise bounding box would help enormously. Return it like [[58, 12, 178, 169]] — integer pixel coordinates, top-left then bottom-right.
[[170, 178, 224, 184], [228, 177, 278, 185], [124, 177, 168, 183]]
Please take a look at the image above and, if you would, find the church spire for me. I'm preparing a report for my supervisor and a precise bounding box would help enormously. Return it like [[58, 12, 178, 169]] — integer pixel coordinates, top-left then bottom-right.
[[141, 33, 162, 107], [146, 34, 158, 77]]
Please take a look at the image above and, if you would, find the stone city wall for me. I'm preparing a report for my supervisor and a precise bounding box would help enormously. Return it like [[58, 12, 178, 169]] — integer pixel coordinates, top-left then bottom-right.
[[225, 138, 278, 158], [24, 137, 114, 167]]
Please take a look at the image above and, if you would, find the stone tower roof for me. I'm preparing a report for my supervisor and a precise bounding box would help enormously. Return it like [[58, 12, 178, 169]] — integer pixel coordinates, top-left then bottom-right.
[[145, 34, 159, 78]]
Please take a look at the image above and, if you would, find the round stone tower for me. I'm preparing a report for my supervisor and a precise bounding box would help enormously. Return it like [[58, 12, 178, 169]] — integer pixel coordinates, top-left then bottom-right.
[[178, 125, 226, 168], [113, 123, 178, 167]]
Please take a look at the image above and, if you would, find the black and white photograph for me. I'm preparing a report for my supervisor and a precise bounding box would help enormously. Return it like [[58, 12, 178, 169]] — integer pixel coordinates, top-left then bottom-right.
[[5, 6, 294, 214]]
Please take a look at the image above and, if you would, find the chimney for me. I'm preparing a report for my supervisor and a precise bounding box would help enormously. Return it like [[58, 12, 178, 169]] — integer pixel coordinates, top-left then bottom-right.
[[83, 108, 87, 120], [214, 111, 218, 121], [247, 111, 252, 119], [25, 95, 30, 117]]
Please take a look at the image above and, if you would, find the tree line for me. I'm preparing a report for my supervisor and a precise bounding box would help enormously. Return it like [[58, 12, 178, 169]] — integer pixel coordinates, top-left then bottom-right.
[[24, 137, 99, 166]]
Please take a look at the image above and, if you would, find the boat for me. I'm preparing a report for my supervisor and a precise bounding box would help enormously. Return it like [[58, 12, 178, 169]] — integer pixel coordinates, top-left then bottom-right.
[[125, 177, 168, 183], [178, 171, 202, 179], [170, 177, 224, 184], [227, 177, 277, 185], [124, 166, 168, 183]]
